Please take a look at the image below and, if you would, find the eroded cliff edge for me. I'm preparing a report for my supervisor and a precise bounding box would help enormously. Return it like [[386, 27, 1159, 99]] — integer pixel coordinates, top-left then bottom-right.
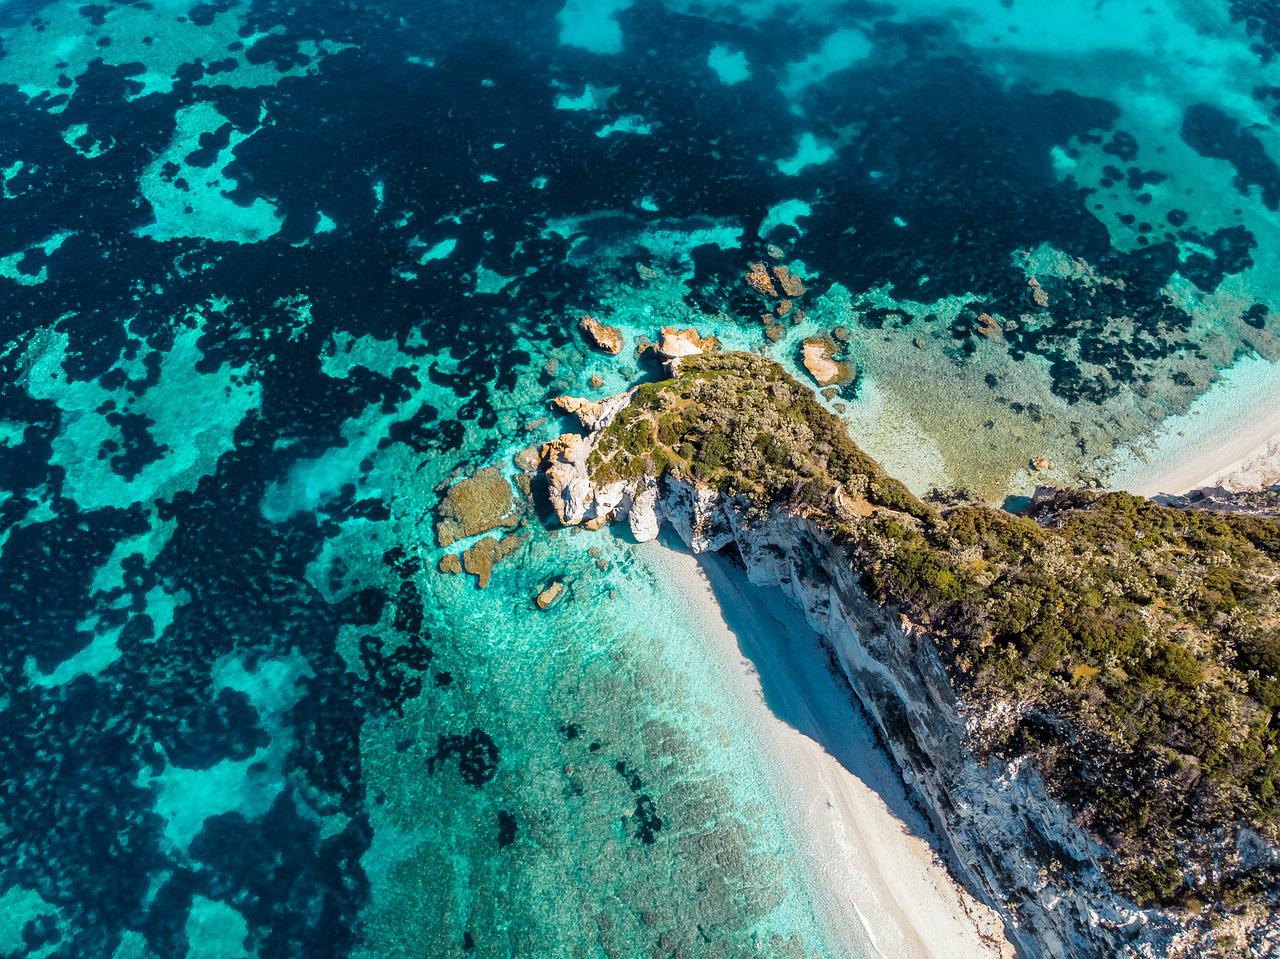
[[537, 348, 1280, 958]]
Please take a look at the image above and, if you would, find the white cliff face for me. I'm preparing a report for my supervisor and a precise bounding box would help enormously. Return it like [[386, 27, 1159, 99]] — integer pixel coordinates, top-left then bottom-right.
[[538, 412, 1189, 959], [627, 477, 660, 543]]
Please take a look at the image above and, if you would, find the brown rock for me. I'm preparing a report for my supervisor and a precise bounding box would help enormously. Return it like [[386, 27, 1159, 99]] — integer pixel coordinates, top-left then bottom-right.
[[913, 337, 926, 348], [438, 554, 462, 574], [745, 262, 779, 298], [801, 337, 855, 387], [772, 265, 807, 298], [976, 313, 1001, 339], [589, 374, 605, 389], [462, 534, 522, 588], [513, 445, 541, 472], [777, 299, 793, 317], [435, 467, 519, 548], [536, 581, 565, 610], [1030, 456, 1052, 472], [832, 325, 850, 342], [764, 323, 784, 343], [579, 314, 624, 354], [1028, 277, 1050, 308]]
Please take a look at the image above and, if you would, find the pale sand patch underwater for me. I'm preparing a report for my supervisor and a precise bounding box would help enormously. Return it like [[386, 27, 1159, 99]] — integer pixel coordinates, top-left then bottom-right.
[[1108, 353, 1280, 496], [641, 539, 1011, 959]]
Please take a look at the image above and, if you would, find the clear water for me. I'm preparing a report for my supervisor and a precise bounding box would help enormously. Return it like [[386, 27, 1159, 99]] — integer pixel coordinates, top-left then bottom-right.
[[3, 0, 1280, 955]]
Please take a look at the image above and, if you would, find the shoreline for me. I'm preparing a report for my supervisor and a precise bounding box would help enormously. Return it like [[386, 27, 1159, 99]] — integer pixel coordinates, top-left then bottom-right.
[[640, 539, 1010, 959], [1107, 353, 1280, 496]]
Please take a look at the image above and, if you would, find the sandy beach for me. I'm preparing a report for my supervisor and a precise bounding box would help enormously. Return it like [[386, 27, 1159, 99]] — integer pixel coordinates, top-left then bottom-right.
[[1108, 354, 1280, 496], [643, 541, 1011, 959]]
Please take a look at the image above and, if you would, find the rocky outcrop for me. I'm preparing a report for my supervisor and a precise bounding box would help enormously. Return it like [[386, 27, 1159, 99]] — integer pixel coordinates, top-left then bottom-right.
[[656, 326, 718, 364], [435, 467, 520, 548], [552, 395, 612, 430], [579, 314, 623, 354], [536, 386, 1198, 959], [800, 337, 854, 387]]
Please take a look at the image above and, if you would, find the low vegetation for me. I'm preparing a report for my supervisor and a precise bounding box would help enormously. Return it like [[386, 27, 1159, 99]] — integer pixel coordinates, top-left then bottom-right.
[[589, 351, 1280, 908]]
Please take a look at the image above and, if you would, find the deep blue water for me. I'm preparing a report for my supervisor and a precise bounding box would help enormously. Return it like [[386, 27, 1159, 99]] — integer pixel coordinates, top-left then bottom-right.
[[2, 0, 1280, 956]]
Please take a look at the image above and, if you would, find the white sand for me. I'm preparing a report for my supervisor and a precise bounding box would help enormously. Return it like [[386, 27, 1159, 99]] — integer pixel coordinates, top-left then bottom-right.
[[643, 541, 1011, 959], [1108, 354, 1280, 496]]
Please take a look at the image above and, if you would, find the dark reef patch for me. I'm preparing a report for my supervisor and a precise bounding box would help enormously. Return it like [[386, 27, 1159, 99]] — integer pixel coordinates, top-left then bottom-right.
[[1182, 102, 1280, 211]]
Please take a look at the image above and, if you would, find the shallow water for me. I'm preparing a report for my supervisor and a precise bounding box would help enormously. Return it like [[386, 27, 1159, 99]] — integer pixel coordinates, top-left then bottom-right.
[[3, 0, 1280, 955]]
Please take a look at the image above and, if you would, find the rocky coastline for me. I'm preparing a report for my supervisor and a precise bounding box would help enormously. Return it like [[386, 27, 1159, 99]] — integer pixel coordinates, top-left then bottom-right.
[[531, 340, 1280, 958]]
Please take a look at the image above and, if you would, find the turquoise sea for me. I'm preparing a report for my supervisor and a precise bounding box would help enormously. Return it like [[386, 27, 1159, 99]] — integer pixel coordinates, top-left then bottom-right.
[[3, 0, 1280, 956]]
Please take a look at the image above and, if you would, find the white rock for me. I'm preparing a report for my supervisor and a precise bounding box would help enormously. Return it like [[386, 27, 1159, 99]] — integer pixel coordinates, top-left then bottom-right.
[[628, 478, 661, 542]]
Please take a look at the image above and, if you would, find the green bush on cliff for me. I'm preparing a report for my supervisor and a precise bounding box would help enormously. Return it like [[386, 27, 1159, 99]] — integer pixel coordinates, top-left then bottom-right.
[[586, 350, 1280, 909]]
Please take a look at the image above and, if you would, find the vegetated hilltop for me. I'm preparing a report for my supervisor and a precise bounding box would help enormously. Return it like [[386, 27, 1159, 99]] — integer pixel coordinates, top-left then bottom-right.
[[589, 350, 1280, 908]]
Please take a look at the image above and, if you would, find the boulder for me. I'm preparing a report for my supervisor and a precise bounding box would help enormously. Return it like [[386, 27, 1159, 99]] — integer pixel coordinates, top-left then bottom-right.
[[438, 554, 462, 574], [801, 338, 854, 387], [435, 467, 519, 548], [579, 314, 623, 354], [536, 581, 565, 610]]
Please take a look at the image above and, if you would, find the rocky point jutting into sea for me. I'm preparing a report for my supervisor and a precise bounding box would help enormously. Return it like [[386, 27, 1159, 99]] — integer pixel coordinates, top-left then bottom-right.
[[531, 333, 1280, 958]]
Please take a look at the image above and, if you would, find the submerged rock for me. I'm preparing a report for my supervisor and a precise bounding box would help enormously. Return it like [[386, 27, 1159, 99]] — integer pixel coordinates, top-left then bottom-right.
[[462, 534, 522, 588], [435, 467, 520, 548], [800, 337, 854, 387], [579, 314, 623, 354], [772, 264, 806, 298], [513, 445, 541, 473]]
